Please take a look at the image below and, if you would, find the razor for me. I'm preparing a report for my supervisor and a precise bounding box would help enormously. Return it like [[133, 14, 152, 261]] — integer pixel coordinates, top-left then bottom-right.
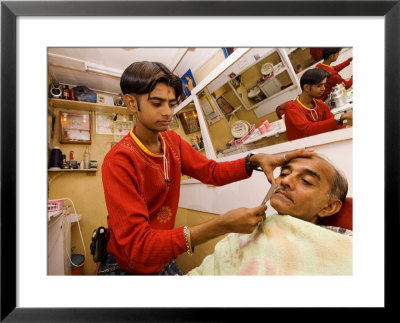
[[260, 183, 278, 205]]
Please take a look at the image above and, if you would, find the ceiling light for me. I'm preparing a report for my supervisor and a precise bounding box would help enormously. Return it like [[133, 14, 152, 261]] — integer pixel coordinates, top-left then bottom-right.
[[85, 63, 122, 78]]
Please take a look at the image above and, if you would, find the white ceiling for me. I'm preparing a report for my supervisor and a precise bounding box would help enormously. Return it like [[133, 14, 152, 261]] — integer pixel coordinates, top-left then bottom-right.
[[48, 47, 221, 94]]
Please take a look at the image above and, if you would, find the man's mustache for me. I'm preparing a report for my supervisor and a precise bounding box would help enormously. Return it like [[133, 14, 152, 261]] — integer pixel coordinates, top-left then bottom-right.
[[274, 187, 294, 203]]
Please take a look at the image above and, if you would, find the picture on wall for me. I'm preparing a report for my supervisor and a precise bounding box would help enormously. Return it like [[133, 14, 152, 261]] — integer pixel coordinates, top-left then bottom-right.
[[181, 69, 196, 102], [178, 110, 200, 135], [59, 111, 91, 144], [95, 112, 114, 135], [216, 96, 234, 115], [222, 47, 236, 58], [114, 120, 133, 141], [198, 90, 221, 125]]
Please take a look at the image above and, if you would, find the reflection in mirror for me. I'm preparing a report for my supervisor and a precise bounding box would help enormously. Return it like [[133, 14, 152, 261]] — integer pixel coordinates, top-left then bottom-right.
[[287, 47, 321, 73], [233, 50, 294, 110], [197, 47, 353, 159], [169, 102, 206, 180]]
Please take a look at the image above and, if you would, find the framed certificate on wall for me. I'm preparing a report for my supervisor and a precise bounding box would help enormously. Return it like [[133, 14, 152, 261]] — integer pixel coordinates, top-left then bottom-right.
[[59, 111, 91, 144]]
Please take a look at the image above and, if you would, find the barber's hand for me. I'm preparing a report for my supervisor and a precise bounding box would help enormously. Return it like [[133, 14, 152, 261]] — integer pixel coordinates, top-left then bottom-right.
[[341, 111, 353, 121], [220, 205, 267, 234], [251, 148, 316, 184]]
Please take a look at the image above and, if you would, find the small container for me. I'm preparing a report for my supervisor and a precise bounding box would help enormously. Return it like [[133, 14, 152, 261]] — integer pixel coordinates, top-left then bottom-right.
[[263, 120, 271, 131], [259, 124, 267, 134], [69, 160, 78, 169], [70, 254, 85, 275], [62, 85, 71, 100], [48, 199, 64, 213], [49, 147, 63, 169], [61, 154, 70, 169], [70, 87, 76, 101]]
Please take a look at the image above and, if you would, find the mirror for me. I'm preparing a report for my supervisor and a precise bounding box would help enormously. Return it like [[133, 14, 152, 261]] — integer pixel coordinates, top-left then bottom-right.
[[196, 47, 353, 158], [287, 47, 322, 73], [225, 50, 294, 110], [169, 101, 206, 181]]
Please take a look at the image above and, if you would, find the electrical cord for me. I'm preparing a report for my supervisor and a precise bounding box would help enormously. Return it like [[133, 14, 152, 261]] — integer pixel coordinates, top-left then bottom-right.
[[58, 197, 87, 268]]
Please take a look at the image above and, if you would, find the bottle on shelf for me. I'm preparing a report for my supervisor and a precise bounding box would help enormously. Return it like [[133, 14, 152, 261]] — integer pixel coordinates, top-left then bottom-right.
[[70, 86, 76, 101], [83, 146, 90, 169], [62, 85, 71, 100]]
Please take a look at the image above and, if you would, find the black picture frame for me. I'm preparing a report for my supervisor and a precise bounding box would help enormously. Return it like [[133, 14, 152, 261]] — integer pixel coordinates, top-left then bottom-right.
[[1, 1, 399, 321]]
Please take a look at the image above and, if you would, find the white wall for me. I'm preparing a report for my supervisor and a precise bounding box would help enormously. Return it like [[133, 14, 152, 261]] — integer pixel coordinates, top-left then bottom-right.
[[179, 131, 352, 216]]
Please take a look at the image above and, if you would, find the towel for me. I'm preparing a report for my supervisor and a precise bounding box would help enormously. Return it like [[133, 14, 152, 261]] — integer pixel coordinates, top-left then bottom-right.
[[187, 214, 352, 275]]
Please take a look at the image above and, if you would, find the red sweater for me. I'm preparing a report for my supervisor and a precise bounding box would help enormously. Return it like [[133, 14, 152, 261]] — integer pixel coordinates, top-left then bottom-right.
[[316, 60, 353, 100], [284, 97, 345, 141], [102, 129, 251, 274]]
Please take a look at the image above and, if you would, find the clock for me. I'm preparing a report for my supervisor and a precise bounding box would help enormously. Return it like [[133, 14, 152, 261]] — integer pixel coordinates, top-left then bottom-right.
[[231, 120, 250, 138]]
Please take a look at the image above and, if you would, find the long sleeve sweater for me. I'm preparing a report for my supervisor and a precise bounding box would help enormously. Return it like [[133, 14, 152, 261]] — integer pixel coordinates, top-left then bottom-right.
[[316, 59, 353, 100], [284, 97, 345, 141], [101, 129, 251, 274]]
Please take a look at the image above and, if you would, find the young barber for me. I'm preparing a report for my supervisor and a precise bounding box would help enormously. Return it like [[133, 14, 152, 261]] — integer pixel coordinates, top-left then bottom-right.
[[100, 61, 315, 275]]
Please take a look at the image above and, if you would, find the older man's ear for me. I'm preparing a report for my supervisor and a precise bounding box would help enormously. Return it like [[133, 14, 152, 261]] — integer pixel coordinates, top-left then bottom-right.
[[317, 199, 343, 218]]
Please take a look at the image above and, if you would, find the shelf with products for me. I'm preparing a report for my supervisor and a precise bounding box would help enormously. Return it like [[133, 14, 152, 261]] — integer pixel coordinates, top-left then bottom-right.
[[48, 168, 97, 172], [49, 98, 128, 114]]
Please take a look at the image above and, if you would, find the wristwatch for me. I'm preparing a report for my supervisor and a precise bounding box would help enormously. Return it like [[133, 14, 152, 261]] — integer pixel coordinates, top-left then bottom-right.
[[334, 114, 343, 125], [245, 153, 263, 172]]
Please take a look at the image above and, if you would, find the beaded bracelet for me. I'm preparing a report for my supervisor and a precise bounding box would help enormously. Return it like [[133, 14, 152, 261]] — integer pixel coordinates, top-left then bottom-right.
[[183, 226, 194, 255]]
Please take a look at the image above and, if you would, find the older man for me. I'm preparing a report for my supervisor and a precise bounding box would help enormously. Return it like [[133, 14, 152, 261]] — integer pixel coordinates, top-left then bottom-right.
[[188, 155, 352, 275], [270, 155, 349, 228]]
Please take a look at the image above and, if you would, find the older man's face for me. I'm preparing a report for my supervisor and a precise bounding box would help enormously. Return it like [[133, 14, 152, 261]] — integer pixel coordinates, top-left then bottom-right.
[[270, 157, 336, 223]]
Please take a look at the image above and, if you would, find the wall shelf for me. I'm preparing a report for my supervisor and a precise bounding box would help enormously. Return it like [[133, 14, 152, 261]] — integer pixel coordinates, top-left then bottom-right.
[[225, 105, 242, 123], [48, 169, 97, 172], [49, 98, 128, 114], [48, 169, 98, 186]]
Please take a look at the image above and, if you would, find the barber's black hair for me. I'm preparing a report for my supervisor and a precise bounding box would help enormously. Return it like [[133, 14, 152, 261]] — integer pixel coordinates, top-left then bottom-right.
[[300, 68, 331, 90], [322, 48, 342, 60], [120, 61, 183, 99]]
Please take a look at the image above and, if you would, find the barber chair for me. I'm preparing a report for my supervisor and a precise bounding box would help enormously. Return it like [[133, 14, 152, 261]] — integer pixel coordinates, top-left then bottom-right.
[[318, 197, 353, 230], [275, 101, 290, 120]]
